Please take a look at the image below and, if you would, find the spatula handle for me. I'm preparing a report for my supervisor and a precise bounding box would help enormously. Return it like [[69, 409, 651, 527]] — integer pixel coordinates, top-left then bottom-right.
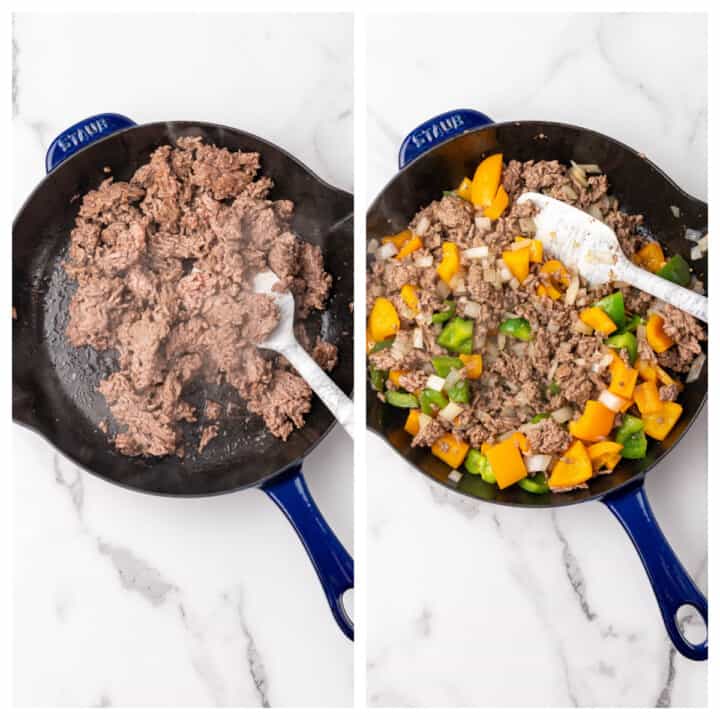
[[283, 342, 354, 438], [620, 260, 708, 323]]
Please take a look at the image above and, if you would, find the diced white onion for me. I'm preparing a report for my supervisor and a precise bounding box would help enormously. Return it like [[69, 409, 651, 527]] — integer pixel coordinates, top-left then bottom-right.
[[426, 374, 446, 392], [413, 327, 424, 349], [547, 358, 559, 382], [526, 454, 552, 473], [448, 469, 463, 484], [499, 266, 513, 283], [418, 413, 432, 431], [497, 333, 506, 350], [390, 334, 411, 359], [497, 429, 516, 442], [686, 352, 706, 383], [574, 319, 594, 335], [599, 389, 626, 412], [511, 238, 532, 250], [577, 163, 603, 175], [690, 245, 703, 261], [436, 280, 451, 299], [367, 238, 379, 254], [443, 368, 463, 391], [449, 274, 466, 293], [462, 245, 489, 260], [439, 401, 464, 422], [591, 352, 613, 373], [415, 216, 430, 237], [475, 215, 492, 232], [462, 300, 483, 319], [636, 323, 647, 343], [551, 406, 573, 424], [377, 243, 397, 260], [670, 205, 680, 218], [414, 254, 433, 268], [565, 274, 580, 306], [685, 228, 704, 241]]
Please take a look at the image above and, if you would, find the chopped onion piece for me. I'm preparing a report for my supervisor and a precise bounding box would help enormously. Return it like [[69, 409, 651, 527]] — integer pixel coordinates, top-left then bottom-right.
[[426, 374, 446, 392], [443, 368, 463, 391], [685, 228, 704, 241], [439, 401, 464, 422], [475, 215, 492, 232], [686, 352, 706, 383], [574, 319, 594, 335], [690, 245, 703, 261], [367, 238, 379, 254], [377, 243, 398, 260], [390, 335, 411, 360], [436, 280, 451, 299], [415, 216, 430, 237], [547, 358, 559, 382], [418, 413, 432, 431], [499, 265, 512, 283], [462, 300, 483, 319], [551, 406, 573, 424], [670, 205, 680, 218], [577, 163, 603, 175], [449, 274, 466, 293], [591, 352, 613, 373], [565, 274, 580, 306], [599, 389, 626, 412], [511, 238, 532, 250], [462, 245, 489, 260], [448, 469, 463, 484], [413, 327, 424, 349], [526, 454, 552, 473], [497, 429, 516, 442], [414, 254, 433, 268]]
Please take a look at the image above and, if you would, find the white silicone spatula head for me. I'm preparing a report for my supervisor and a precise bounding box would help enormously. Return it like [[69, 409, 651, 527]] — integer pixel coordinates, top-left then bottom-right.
[[253, 271, 354, 437], [518, 192, 708, 322]]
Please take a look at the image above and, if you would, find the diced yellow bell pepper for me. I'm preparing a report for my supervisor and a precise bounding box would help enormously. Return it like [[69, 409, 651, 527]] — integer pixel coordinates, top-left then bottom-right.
[[456, 177, 473, 201], [485, 435, 528, 489], [369, 297, 400, 341], [635, 358, 657, 382], [432, 433, 470, 469], [459, 353, 483, 379], [540, 259, 570, 288], [537, 282, 562, 300], [471, 153, 503, 208], [633, 381, 663, 415], [580, 306, 617, 335], [382, 229, 412, 249], [511, 431, 530, 454], [404, 409, 421, 436], [655, 365, 678, 388], [400, 284, 419, 314], [484, 185, 509, 220], [388, 369, 405, 386], [437, 242, 460, 284], [502, 246, 530, 283], [549, 440, 593, 490], [609, 362, 639, 400], [529, 239, 543, 263], [646, 314, 675, 353], [634, 242, 666, 273], [569, 400, 615, 442], [642, 402, 683, 441], [396, 234, 423, 259], [587, 441, 624, 474]]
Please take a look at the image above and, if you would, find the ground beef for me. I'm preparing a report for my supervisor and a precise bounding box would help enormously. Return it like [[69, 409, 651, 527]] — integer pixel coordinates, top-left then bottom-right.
[[525, 419, 572, 455], [313, 339, 339, 372], [659, 384, 680, 402], [411, 417, 446, 448], [65, 137, 335, 455], [397, 370, 428, 394]]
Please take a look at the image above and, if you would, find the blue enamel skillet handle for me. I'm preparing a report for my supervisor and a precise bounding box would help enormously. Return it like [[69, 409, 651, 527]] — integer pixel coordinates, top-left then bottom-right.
[[398, 108, 494, 169], [603, 479, 707, 661], [46, 113, 137, 173], [263, 466, 354, 640]]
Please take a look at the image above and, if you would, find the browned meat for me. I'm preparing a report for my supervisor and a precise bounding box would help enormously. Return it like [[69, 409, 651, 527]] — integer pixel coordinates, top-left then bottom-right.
[[525, 419, 572, 455], [313, 339, 339, 372], [65, 137, 335, 456]]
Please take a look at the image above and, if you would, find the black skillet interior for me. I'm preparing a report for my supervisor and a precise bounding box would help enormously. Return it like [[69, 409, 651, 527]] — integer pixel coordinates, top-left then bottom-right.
[[367, 121, 707, 508], [13, 121, 354, 496]]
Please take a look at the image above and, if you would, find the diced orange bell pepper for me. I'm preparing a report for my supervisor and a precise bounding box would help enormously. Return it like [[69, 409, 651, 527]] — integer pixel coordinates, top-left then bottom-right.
[[456, 177, 473, 202], [655, 365, 678, 388], [459, 353, 483, 379], [569, 400, 615, 442], [511, 431, 530, 454], [502, 246, 530, 283], [485, 435, 528, 489], [549, 440, 593, 490], [587, 441, 624, 474], [437, 242, 460, 284], [529, 239, 543, 263], [646, 314, 675, 353], [432, 433, 470, 469], [537, 282, 562, 300], [484, 185, 509, 220], [609, 362, 639, 400], [540, 259, 570, 288], [388, 369, 405, 386], [608, 348, 626, 374], [580, 306, 617, 335], [634, 242, 666, 273], [471, 153, 503, 208], [382, 229, 412, 249], [396, 234, 423, 259], [404, 409, 421, 436], [633, 381, 663, 415], [369, 297, 400, 341], [400, 284, 419, 314], [635, 358, 657, 382], [642, 402, 683, 441]]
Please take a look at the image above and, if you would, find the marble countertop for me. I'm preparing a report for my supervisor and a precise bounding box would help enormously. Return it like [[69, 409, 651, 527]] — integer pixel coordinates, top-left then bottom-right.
[[366, 12, 707, 707], [12, 12, 353, 707]]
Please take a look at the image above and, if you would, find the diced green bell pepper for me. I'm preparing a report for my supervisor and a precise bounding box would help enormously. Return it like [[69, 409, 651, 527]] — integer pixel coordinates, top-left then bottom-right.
[[657, 254, 691, 287], [438, 316, 474, 353], [624, 314, 643, 332], [432, 301, 457, 324], [606, 331, 638, 365], [464, 449, 496, 484], [369, 338, 394, 354], [615, 415, 647, 459], [546, 380, 560, 397], [595, 291, 625, 329], [369, 367, 387, 391], [447, 378, 470, 404], [531, 413, 550, 423], [385, 390, 419, 409], [499, 317, 532, 341], [420, 388, 448, 415], [431, 355, 464, 378], [518, 472, 550, 495]]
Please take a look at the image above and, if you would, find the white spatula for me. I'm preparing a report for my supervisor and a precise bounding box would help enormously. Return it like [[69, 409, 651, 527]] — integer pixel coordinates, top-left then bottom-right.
[[253, 271, 354, 438], [518, 192, 707, 323]]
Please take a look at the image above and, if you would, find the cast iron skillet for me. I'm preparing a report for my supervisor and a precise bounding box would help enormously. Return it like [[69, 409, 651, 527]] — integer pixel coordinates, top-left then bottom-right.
[[367, 109, 707, 660], [13, 113, 354, 639]]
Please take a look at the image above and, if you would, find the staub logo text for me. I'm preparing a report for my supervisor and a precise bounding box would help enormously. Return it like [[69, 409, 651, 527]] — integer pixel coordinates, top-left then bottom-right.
[[56, 117, 110, 152], [411, 113, 465, 149]]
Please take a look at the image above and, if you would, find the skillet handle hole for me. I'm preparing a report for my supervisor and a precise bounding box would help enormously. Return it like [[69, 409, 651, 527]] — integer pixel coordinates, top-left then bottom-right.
[[675, 604, 707, 646], [341, 588, 354, 624]]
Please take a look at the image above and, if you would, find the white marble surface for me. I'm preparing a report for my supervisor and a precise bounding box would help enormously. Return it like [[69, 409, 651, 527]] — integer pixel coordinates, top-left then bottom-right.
[[12, 12, 353, 707], [366, 12, 707, 707]]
